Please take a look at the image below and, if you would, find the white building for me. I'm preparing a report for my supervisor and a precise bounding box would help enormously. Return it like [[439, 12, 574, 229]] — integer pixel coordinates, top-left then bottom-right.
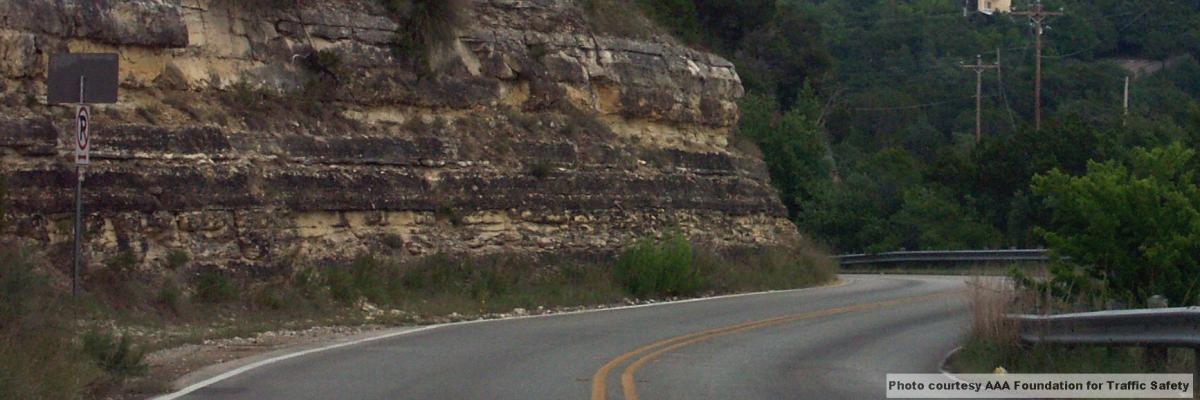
[[977, 0, 1012, 14]]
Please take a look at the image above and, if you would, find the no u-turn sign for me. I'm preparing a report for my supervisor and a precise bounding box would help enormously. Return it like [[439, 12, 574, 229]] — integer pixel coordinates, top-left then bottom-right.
[[75, 105, 89, 165]]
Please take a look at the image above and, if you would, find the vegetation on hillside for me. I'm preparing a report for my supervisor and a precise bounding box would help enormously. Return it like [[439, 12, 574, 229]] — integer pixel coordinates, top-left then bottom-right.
[[623, 0, 1200, 254]]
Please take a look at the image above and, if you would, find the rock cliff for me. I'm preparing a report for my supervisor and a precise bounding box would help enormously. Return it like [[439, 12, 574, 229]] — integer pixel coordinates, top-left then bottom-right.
[[0, 0, 797, 273]]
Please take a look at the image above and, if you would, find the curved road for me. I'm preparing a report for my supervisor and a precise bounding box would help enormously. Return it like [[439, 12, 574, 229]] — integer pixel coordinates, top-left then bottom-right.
[[169, 275, 970, 400]]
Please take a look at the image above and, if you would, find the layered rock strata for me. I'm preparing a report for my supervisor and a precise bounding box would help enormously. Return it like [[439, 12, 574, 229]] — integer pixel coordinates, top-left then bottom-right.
[[0, 0, 797, 273]]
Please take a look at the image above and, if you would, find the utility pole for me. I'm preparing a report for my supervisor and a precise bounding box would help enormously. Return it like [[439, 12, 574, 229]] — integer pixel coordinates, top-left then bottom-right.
[[962, 54, 999, 143], [1013, 0, 1063, 131]]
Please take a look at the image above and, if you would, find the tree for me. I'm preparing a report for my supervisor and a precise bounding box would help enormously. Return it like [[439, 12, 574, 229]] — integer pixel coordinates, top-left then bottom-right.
[[1033, 143, 1200, 306], [737, 93, 831, 217], [889, 186, 1001, 250], [692, 0, 776, 50]]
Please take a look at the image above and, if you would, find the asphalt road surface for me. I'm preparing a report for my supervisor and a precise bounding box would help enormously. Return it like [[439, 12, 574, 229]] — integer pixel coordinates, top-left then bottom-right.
[[173, 274, 971, 400]]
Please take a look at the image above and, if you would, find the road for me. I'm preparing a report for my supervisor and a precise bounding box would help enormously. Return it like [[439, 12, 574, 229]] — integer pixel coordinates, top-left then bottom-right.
[[169, 274, 971, 400]]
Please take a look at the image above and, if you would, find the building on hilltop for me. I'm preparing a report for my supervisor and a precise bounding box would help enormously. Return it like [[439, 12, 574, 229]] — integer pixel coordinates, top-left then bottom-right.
[[964, 0, 1012, 15]]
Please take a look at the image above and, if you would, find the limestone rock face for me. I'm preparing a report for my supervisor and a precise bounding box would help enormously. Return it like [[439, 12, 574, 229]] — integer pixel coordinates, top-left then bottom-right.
[[0, 0, 797, 273]]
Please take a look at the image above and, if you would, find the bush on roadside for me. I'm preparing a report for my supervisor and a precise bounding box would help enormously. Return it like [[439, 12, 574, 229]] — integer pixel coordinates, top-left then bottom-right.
[[613, 233, 700, 298], [155, 278, 186, 316], [82, 330, 147, 384], [193, 268, 237, 304], [1032, 143, 1200, 306]]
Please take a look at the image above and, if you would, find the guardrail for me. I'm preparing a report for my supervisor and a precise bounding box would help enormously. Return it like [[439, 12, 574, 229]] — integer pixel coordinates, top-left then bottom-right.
[[1008, 308, 1200, 385], [835, 249, 1049, 265], [1010, 307, 1200, 348]]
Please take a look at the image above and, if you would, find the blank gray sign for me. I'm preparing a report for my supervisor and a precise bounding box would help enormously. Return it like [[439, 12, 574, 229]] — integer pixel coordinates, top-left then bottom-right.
[[47, 53, 119, 104]]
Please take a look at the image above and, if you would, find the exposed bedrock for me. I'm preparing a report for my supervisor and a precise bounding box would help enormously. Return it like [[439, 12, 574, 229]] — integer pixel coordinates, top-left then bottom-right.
[[0, 0, 799, 273]]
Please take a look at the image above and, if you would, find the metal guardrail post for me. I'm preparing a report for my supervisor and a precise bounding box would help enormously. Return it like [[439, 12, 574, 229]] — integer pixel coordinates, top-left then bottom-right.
[[1145, 296, 1169, 371], [1193, 347, 1199, 400]]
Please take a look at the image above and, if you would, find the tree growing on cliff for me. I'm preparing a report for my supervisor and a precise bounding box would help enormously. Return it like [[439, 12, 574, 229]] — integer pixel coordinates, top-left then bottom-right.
[[385, 0, 468, 72]]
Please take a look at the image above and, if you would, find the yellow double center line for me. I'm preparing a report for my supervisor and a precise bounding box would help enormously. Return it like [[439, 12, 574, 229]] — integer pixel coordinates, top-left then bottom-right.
[[589, 290, 962, 400]]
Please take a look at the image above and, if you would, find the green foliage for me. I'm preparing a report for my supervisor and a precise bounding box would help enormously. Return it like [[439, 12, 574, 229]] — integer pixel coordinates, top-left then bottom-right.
[[1032, 143, 1200, 306], [193, 268, 237, 304], [613, 233, 700, 298], [888, 186, 1002, 250], [738, 92, 831, 216], [325, 255, 392, 305], [528, 160, 554, 179], [0, 250, 45, 328], [695, 240, 837, 292], [81, 330, 147, 383], [0, 250, 102, 399], [954, 336, 1161, 374], [386, 0, 467, 72], [634, 0, 701, 43], [165, 249, 190, 270], [435, 203, 464, 226], [90, 251, 144, 306], [155, 279, 185, 315], [313, 49, 342, 72]]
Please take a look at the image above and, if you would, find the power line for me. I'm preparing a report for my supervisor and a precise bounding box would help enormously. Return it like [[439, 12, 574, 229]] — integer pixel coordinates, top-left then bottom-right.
[[850, 95, 986, 111]]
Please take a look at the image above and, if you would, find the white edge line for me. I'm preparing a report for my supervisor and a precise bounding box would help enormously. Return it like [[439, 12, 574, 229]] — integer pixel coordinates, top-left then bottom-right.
[[938, 345, 969, 383], [153, 277, 856, 399]]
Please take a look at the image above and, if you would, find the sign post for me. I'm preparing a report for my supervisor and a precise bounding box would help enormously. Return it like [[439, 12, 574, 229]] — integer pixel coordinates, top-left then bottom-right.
[[48, 53, 118, 296]]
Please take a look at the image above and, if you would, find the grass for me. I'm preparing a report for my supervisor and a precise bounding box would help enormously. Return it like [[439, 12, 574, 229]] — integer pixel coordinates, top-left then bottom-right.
[[0, 249, 104, 399], [1, 234, 835, 398], [949, 275, 1196, 374]]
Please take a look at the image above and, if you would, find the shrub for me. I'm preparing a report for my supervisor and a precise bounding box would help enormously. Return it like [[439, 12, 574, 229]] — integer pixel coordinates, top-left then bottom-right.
[[435, 204, 464, 226], [528, 160, 554, 179], [90, 251, 144, 306], [325, 255, 393, 305], [251, 285, 287, 311], [292, 266, 326, 301], [558, 102, 611, 137], [164, 249, 190, 270], [155, 279, 185, 315], [193, 268, 237, 304], [386, 0, 468, 71], [81, 330, 147, 383], [613, 233, 700, 298], [381, 234, 405, 249], [1032, 143, 1200, 306]]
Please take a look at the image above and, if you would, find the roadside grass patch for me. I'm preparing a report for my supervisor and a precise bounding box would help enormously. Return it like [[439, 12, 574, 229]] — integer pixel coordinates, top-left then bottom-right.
[[82, 330, 148, 384], [0, 249, 102, 399], [950, 276, 1196, 374], [1, 234, 836, 398]]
